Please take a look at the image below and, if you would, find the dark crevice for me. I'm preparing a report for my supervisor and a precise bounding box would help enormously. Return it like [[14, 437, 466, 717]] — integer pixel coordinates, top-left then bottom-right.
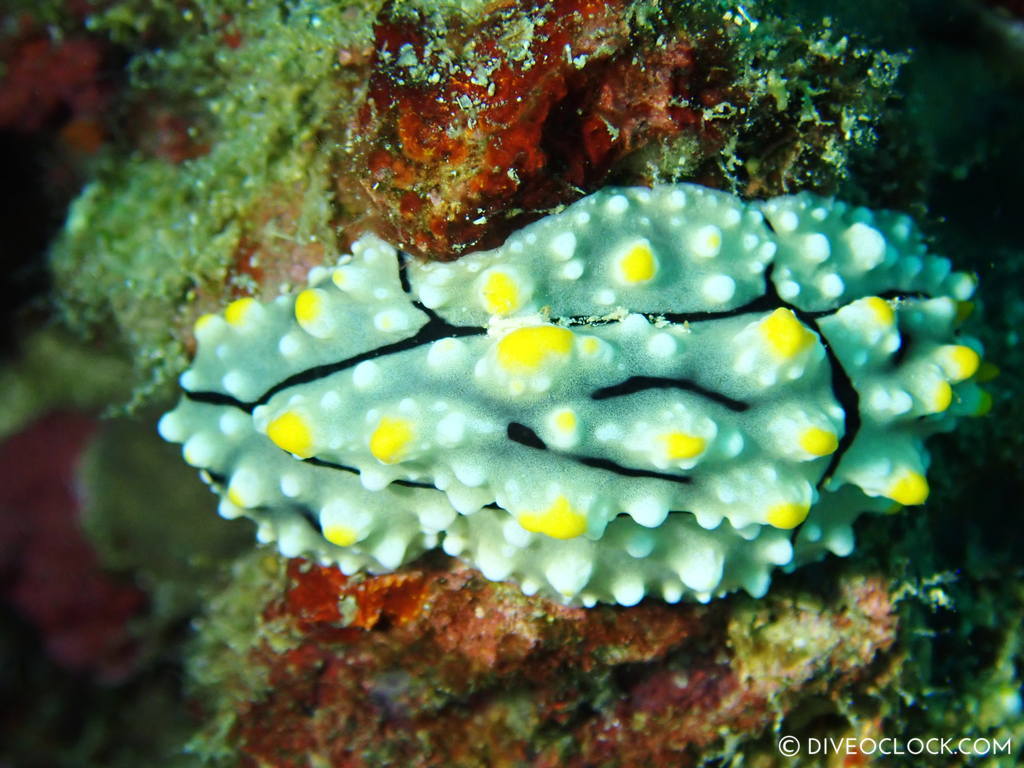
[[205, 470, 227, 485], [877, 288, 928, 301], [892, 329, 912, 368], [299, 505, 322, 532]]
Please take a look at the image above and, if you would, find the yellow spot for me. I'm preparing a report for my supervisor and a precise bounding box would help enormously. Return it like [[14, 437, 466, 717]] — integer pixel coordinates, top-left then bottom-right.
[[332, 269, 346, 288], [225, 297, 256, 326], [369, 417, 414, 464], [496, 325, 574, 373], [194, 313, 216, 333], [518, 495, 587, 539], [659, 431, 706, 460], [975, 389, 993, 416], [862, 296, 895, 326], [554, 409, 577, 432], [955, 300, 975, 324], [323, 524, 359, 547], [617, 241, 657, 284], [226, 475, 256, 508], [294, 289, 321, 327], [977, 361, 999, 383], [766, 502, 810, 529], [761, 308, 815, 359], [580, 337, 601, 356], [929, 380, 953, 413], [887, 471, 929, 506], [480, 270, 521, 316], [696, 227, 722, 256], [799, 427, 839, 456], [939, 345, 980, 382], [267, 411, 314, 458]]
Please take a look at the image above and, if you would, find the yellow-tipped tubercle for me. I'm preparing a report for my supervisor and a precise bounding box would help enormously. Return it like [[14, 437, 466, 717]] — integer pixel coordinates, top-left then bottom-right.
[[766, 502, 810, 529], [369, 417, 415, 464], [887, 471, 929, 506], [496, 326, 574, 373], [266, 411, 314, 458], [480, 270, 522, 315], [518, 495, 588, 539], [294, 289, 322, 327], [225, 297, 256, 326], [761, 308, 815, 359], [659, 431, 706, 460], [323, 524, 360, 547], [799, 427, 839, 456], [617, 241, 657, 284]]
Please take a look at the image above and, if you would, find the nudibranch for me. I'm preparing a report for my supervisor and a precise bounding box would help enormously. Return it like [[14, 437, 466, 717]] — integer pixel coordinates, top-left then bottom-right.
[[159, 184, 986, 606]]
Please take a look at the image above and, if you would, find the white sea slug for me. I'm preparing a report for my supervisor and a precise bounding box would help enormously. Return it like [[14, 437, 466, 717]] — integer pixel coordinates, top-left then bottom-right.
[[159, 184, 987, 606]]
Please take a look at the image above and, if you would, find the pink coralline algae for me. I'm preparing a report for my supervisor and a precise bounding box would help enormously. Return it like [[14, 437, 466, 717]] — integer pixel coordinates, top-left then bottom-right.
[[191, 557, 898, 767], [0, 414, 145, 682], [355, 0, 732, 258], [0, 18, 109, 143]]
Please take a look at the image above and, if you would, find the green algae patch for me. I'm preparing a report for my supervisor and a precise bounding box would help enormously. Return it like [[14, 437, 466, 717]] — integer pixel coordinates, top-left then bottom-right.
[[50, 0, 381, 405], [0, 328, 133, 439]]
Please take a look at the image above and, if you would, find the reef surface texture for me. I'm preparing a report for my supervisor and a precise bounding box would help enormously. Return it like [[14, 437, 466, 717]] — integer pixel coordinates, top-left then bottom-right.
[[1, 0, 1022, 765]]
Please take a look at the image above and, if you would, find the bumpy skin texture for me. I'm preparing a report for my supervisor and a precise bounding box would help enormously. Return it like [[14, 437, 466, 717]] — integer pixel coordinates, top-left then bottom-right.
[[159, 184, 986, 606]]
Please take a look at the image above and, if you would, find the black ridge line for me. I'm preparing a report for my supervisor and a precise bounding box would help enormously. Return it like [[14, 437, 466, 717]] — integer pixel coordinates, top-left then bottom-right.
[[785, 291, 932, 485], [560, 290, 781, 328], [507, 422, 692, 486], [747, 266, 859, 488], [303, 456, 438, 489], [184, 307, 487, 412], [205, 456, 441, 496], [572, 268, 782, 413], [253, 306, 486, 407], [806, 318, 861, 487], [590, 376, 750, 412], [783, 305, 861, 489], [560, 292, 929, 328], [802, 290, 931, 321], [396, 249, 414, 295], [506, 421, 547, 449]]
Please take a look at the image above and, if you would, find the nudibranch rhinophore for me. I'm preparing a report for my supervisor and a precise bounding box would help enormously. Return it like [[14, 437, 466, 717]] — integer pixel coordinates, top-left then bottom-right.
[[159, 184, 987, 606]]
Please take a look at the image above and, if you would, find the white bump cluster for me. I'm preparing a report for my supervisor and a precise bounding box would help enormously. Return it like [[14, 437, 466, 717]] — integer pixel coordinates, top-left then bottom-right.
[[160, 184, 986, 606]]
